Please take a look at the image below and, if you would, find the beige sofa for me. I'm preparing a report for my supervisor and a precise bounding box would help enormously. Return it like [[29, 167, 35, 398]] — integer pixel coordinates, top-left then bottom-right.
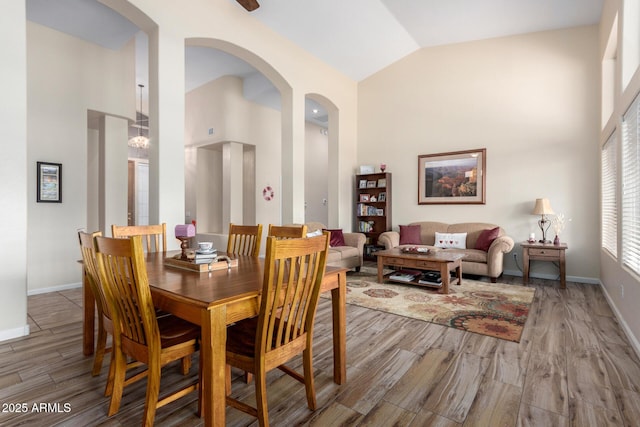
[[295, 222, 366, 271], [378, 222, 514, 282]]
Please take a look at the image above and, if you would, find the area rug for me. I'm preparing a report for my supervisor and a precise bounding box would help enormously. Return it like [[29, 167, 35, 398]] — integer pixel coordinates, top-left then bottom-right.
[[339, 271, 536, 342]]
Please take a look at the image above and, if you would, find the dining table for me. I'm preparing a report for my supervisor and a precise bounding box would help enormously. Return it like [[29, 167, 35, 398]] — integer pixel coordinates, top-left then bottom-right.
[[82, 250, 348, 426]]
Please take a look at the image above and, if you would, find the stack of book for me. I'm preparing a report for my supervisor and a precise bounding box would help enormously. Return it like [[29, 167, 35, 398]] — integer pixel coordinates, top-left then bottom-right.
[[418, 271, 443, 287], [389, 269, 421, 282], [194, 249, 217, 264]]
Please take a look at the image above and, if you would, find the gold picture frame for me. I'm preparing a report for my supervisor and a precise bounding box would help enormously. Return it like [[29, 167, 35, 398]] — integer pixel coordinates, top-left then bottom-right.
[[418, 148, 486, 205]]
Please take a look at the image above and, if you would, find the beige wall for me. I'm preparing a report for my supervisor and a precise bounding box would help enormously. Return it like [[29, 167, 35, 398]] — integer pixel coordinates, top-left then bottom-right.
[[0, 1, 28, 339], [358, 26, 600, 282], [26, 22, 134, 293]]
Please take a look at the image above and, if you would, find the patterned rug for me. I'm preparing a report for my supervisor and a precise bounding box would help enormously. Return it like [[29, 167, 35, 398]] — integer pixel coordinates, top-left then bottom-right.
[[340, 271, 536, 342]]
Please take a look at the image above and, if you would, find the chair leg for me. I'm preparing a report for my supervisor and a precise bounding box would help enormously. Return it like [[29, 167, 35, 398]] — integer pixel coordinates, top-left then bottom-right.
[[92, 324, 107, 376], [142, 358, 161, 427], [104, 351, 116, 396], [225, 364, 232, 396], [302, 348, 316, 410], [255, 366, 269, 427], [181, 355, 191, 375], [107, 347, 126, 416]]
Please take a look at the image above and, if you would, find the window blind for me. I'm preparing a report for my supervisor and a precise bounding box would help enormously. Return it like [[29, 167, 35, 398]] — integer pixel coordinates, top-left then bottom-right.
[[602, 133, 617, 257], [622, 93, 640, 274]]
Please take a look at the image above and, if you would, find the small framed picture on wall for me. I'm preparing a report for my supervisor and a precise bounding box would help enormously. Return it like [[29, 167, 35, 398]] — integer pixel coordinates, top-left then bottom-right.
[[37, 161, 62, 203]]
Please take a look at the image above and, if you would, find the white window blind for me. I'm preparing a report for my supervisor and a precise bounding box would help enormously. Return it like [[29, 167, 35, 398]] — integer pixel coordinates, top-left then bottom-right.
[[622, 94, 640, 274], [602, 133, 617, 257]]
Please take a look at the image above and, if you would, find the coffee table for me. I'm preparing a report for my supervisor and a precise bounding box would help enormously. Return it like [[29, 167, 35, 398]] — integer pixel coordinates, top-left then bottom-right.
[[375, 248, 464, 294]]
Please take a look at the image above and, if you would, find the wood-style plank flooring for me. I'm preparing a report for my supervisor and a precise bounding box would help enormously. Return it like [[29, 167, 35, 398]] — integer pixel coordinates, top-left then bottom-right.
[[1, 271, 640, 426]]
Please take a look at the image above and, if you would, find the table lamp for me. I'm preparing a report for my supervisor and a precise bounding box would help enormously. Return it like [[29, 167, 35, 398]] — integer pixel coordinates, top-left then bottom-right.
[[531, 198, 554, 243], [175, 224, 196, 260]]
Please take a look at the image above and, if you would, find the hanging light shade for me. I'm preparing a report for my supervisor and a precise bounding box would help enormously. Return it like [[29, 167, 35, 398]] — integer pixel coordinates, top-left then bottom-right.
[[128, 84, 149, 149]]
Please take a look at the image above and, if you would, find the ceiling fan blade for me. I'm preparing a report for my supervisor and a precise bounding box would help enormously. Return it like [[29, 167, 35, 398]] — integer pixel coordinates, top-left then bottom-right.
[[236, 0, 260, 11]]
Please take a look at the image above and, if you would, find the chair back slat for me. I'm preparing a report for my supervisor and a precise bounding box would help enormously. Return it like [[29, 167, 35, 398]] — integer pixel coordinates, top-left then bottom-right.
[[78, 231, 111, 321], [267, 224, 308, 240], [95, 235, 159, 349], [226, 223, 263, 257], [258, 233, 329, 355], [111, 223, 167, 253]]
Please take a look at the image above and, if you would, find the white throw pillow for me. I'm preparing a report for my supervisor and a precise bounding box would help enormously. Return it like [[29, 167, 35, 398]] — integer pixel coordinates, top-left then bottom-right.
[[434, 232, 467, 249], [306, 229, 322, 237]]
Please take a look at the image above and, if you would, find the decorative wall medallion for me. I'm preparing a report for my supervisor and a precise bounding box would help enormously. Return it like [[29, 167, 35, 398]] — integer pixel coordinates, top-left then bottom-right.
[[263, 186, 274, 201]]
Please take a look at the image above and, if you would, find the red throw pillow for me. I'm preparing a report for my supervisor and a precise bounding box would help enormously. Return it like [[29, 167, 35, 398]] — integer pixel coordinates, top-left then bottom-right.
[[475, 227, 500, 251], [324, 229, 346, 247], [399, 224, 422, 245]]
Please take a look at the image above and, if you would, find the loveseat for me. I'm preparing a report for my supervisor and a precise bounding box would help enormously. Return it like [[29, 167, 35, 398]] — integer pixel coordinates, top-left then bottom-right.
[[291, 222, 365, 271], [378, 222, 514, 282]]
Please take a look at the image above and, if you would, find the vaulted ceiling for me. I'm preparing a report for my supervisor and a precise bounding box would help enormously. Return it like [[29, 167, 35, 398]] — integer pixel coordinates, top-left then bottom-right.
[[26, 0, 604, 127]]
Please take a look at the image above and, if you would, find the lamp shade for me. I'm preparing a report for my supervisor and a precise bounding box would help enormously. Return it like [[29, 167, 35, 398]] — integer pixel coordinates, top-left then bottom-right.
[[532, 198, 554, 215]]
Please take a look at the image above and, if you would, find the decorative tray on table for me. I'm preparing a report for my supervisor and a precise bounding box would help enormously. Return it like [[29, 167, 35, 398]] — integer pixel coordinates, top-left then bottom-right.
[[400, 247, 431, 254], [164, 254, 238, 273]]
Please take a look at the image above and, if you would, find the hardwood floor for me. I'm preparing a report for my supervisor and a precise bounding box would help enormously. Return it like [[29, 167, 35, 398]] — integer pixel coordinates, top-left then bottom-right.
[[1, 272, 640, 426]]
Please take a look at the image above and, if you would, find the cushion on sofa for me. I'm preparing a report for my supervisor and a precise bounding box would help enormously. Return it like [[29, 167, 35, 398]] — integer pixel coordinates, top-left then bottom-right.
[[434, 232, 467, 249], [399, 224, 422, 245], [446, 248, 488, 263], [475, 226, 500, 251], [324, 229, 346, 247], [327, 245, 359, 261]]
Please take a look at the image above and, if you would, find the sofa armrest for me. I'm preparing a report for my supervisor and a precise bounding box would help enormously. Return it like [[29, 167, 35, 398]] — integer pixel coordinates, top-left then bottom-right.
[[343, 232, 366, 255], [378, 231, 399, 249], [486, 235, 515, 278]]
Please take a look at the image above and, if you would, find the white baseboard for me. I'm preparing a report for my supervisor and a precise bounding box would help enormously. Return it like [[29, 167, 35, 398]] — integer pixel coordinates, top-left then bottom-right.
[[0, 324, 30, 342], [599, 281, 640, 361], [27, 281, 82, 296], [503, 269, 599, 284]]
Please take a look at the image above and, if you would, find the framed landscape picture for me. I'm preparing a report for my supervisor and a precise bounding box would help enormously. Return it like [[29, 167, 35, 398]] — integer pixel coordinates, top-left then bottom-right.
[[418, 148, 485, 205], [37, 161, 62, 203]]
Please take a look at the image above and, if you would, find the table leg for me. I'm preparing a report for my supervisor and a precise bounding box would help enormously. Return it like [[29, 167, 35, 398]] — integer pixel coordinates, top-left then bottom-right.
[[330, 271, 347, 384], [455, 261, 462, 285], [82, 267, 96, 356], [377, 256, 384, 283], [200, 306, 227, 427], [523, 249, 530, 285], [559, 250, 566, 289], [440, 264, 449, 294]]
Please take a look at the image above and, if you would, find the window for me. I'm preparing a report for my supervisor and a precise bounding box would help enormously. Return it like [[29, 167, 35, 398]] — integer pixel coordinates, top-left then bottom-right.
[[622, 94, 640, 274], [602, 133, 618, 257]]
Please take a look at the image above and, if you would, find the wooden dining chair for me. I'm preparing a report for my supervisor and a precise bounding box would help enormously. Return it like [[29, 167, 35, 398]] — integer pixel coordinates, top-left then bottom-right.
[[226, 223, 263, 257], [225, 233, 330, 426], [78, 231, 114, 377], [111, 223, 167, 253], [94, 235, 201, 426], [267, 224, 308, 239]]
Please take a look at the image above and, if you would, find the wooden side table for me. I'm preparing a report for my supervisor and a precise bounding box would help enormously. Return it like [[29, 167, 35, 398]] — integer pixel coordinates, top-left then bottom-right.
[[522, 242, 568, 288]]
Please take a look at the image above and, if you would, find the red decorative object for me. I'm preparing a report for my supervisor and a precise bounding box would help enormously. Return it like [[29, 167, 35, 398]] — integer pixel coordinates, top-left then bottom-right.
[[263, 186, 274, 201]]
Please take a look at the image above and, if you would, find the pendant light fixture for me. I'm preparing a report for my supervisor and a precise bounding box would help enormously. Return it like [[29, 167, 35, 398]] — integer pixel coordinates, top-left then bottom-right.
[[128, 84, 149, 149]]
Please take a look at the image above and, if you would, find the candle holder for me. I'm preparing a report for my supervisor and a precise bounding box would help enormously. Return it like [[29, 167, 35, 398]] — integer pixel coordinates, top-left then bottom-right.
[[177, 236, 190, 260]]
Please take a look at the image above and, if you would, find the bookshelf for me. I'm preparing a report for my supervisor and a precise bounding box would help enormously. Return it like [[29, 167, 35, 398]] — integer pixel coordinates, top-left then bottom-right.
[[355, 172, 391, 257]]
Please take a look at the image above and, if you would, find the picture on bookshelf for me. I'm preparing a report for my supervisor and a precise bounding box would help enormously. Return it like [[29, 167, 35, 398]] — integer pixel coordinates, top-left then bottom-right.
[[376, 208, 384, 216], [377, 178, 386, 188], [367, 180, 377, 188], [378, 192, 386, 202], [359, 194, 371, 202], [359, 179, 367, 188]]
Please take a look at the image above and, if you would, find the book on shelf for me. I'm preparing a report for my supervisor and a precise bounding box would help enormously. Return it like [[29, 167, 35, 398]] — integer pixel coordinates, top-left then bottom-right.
[[389, 269, 422, 282], [417, 271, 447, 286]]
